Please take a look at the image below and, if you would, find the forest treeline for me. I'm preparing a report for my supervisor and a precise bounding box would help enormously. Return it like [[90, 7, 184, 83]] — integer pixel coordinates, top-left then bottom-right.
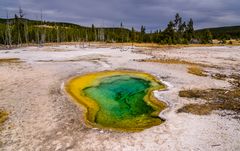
[[196, 26, 240, 41], [0, 10, 237, 46]]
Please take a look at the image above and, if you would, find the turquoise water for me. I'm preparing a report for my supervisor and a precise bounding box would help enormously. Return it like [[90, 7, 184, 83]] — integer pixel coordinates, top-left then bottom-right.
[[83, 75, 162, 129]]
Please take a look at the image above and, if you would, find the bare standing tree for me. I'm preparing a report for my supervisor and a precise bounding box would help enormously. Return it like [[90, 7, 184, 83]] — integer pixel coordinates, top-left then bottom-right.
[[19, 8, 30, 46], [40, 9, 45, 46], [99, 28, 105, 42], [35, 15, 40, 47], [83, 31, 89, 48], [15, 7, 25, 47], [78, 33, 81, 48], [94, 28, 97, 41], [24, 21, 29, 45], [98, 21, 105, 42], [120, 22, 124, 51], [56, 24, 60, 43], [5, 10, 12, 48], [121, 22, 123, 43], [19, 7, 24, 18], [21, 9, 29, 46]]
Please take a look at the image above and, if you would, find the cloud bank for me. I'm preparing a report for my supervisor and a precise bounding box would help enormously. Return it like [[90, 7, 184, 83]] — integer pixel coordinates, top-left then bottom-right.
[[0, 0, 239, 30]]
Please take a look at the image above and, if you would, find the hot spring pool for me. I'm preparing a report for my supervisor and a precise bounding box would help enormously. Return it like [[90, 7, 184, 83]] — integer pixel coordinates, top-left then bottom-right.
[[65, 70, 167, 132]]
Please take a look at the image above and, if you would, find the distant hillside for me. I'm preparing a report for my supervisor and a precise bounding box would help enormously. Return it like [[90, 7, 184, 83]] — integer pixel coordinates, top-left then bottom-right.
[[0, 18, 132, 44], [197, 26, 240, 39], [0, 18, 128, 30]]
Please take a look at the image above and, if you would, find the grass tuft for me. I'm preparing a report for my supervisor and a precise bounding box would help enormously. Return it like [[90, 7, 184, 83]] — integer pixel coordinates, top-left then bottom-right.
[[139, 58, 214, 68], [141, 58, 197, 65], [177, 103, 217, 115], [0, 58, 23, 64], [187, 66, 207, 77], [0, 109, 8, 126]]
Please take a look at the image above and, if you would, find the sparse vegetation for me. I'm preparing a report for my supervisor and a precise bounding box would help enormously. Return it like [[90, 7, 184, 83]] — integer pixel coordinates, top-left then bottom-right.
[[229, 74, 240, 87], [178, 88, 240, 115], [0, 109, 8, 147], [196, 26, 240, 40], [142, 58, 197, 65], [178, 74, 240, 115], [187, 66, 207, 76], [0, 58, 23, 63], [211, 73, 228, 80], [139, 58, 212, 68], [211, 73, 240, 87], [177, 103, 217, 115], [0, 109, 8, 127]]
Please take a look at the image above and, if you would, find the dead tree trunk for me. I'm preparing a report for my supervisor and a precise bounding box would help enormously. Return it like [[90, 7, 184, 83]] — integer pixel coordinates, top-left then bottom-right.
[[6, 11, 12, 48]]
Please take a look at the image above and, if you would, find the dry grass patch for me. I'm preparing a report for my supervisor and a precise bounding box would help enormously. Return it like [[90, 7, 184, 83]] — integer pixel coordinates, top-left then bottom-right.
[[0, 109, 8, 146], [140, 58, 197, 65], [0, 109, 8, 127], [117, 43, 240, 48], [187, 66, 207, 77], [0, 58, 23, 64], [178, 88, 240, 115], [139, 58, 213, 68], [177, 104, 218, 115], [139, 58, 220, 77]]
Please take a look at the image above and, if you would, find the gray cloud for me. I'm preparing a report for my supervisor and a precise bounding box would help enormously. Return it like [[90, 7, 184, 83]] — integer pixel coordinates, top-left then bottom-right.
[[0, 0, 239, 30]]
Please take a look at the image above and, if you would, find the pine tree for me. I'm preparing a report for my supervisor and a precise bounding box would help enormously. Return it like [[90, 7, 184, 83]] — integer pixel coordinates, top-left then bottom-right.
[[120, 22, 123, 43], [91, 24, 95, 41], [131, 27, 136, 42], [186, 18, 194, 41], [140, 25, 145, 42], [174, 13, 182, 32], [163, 21, 175, 44], [201, 29, 212, 44]]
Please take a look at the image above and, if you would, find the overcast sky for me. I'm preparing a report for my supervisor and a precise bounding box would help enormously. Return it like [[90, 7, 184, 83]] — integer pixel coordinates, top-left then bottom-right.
[[0, 0, 239, 31]]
